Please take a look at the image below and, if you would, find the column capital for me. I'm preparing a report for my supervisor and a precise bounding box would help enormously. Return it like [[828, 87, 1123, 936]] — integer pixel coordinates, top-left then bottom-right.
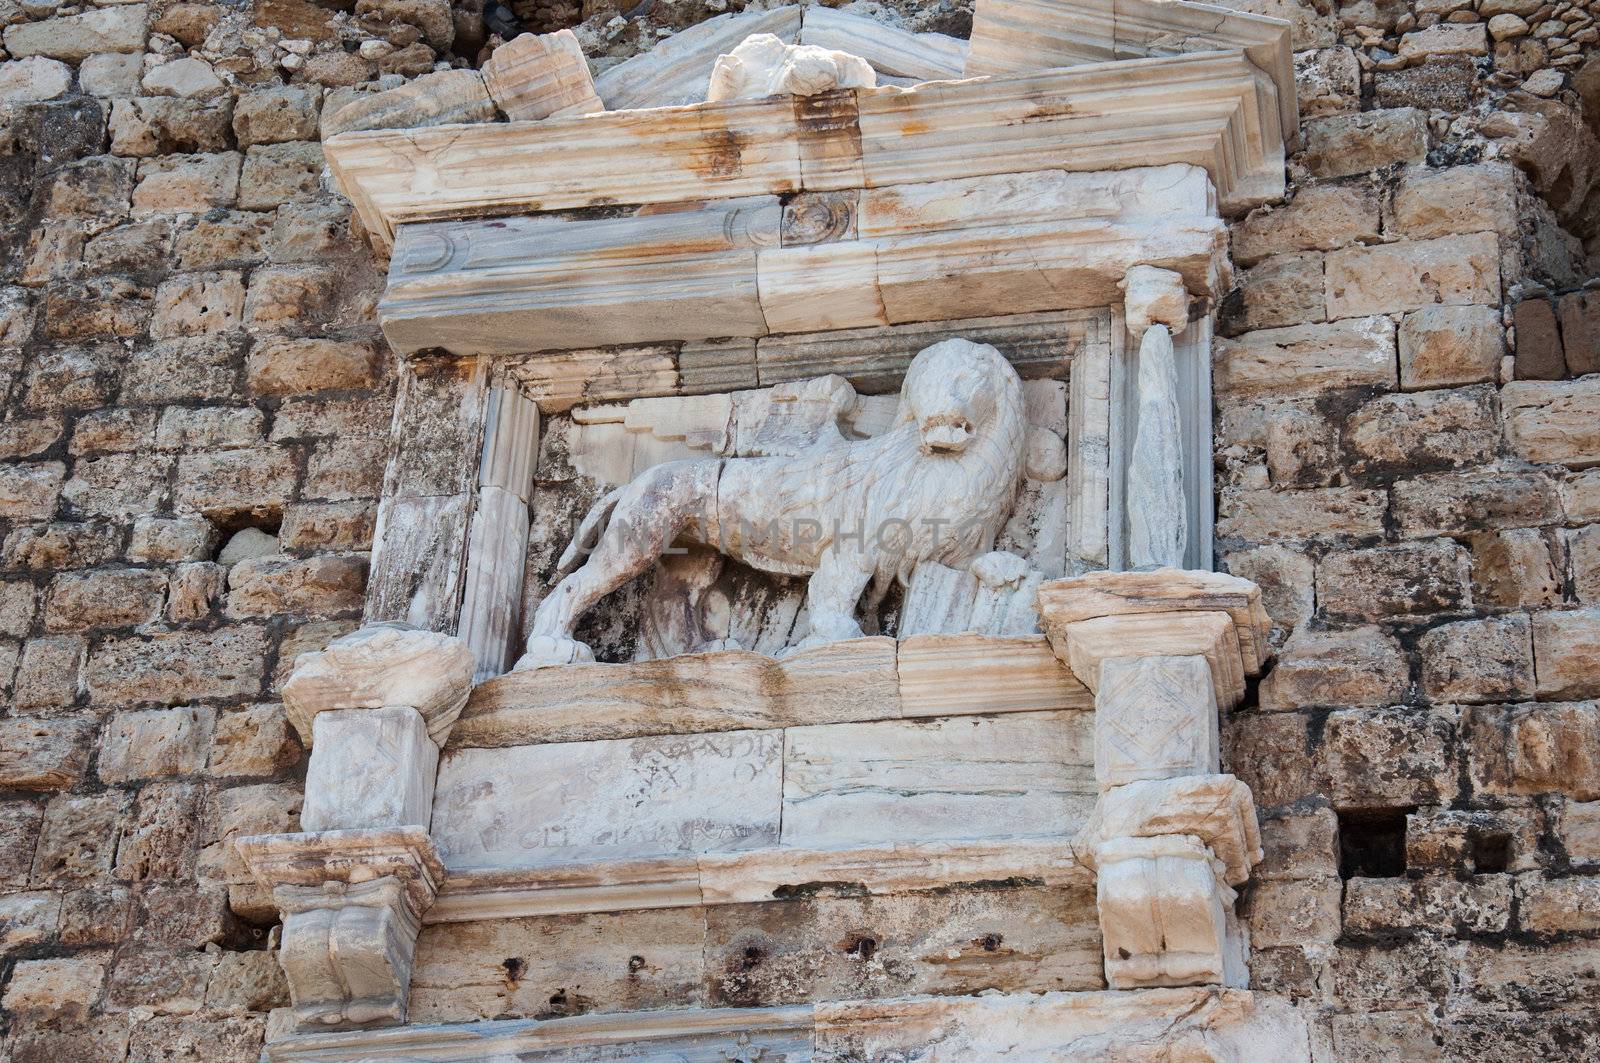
[[283, 623, 475, 748], [1035, 568, 1272, 710], [1120, 264, 1190, 340]]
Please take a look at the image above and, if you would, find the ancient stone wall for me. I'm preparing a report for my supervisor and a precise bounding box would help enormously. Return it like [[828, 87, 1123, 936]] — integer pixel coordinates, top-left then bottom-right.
[[0, 0, 1596, 1059]]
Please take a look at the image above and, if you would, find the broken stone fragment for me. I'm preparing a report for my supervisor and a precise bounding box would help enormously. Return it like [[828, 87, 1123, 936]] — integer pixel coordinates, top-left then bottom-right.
[[281, 623, 475, 747], [706, 32, 875, 102], [322, 69, 495, 138], [484, 29, 603, 122]]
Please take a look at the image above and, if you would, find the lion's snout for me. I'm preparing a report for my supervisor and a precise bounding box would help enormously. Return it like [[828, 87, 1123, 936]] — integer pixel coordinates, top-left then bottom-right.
[[920, 413, 974, 454]]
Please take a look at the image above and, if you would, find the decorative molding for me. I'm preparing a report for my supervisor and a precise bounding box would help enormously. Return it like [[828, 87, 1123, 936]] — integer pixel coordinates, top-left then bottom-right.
[[378, 167, 1224, 357], [964, 0, 1297, 141], [324, 51, 1285, 249], [262, 986, 1310, 1061], [453, 633, 1088, 748], [426, 836, 1088, 923]]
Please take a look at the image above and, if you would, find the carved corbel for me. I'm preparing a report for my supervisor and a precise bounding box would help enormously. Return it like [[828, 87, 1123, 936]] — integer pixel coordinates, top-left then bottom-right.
[[1120, 264, 1191, 569], [1041, 569, 1270, 990], [246, 625, 473, 1030], [240, 827, 445, 1029]]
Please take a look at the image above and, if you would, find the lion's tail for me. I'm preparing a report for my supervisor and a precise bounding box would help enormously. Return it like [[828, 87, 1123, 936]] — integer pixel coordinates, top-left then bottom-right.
[[555, 487, 622, 578]]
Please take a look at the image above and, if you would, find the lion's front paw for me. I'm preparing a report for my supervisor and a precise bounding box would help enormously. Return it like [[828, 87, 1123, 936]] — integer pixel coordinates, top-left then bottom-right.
[[970, 550, 1030, 590], [513, 635, 595, 671]]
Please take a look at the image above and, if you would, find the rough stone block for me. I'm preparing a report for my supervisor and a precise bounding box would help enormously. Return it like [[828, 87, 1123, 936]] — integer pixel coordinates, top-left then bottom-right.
[[1470, 528, 1561, 609], [1391, 466, 1562, 539], [243, 265, 338, 326], [155, 406, 265, 451], [141, 56, 225, 101], [1325, 232, 1500, 319], [1257, 805, 1339, 881], [302, 706, 437, 831], [1214, 316, 1396, 400], [224, 554, 367, 618], [110, 98, 232, 157], [174, 447, 298, 520], [3, 955, 108, 1018], [1227, 251, 1326, 333], [1557, 290, 1600, 376], [3, 5, 147, 59], [0, 802, 45, 888], [0, 718, 92, 790], [80, 52, 143, 98], [164, 561, 225, 622], [0, 56, 72, 103], [0, 461, 63, 520], [238, 141, 324, 211], [150, 270, 246, 337], [1345, 384, 1498, 476], [1390, 162, 1521, 240], [1220, 544, 1314, 635], [44, 567, 166, 631], [1300, 108, 1428, 179], [31, 791, 130, 884], [61, 452, 171, 519], [122, 337, 238, 405], [1518, 876, 1600, 933], [1503, 377, 1600, 468], [1294, 47, 1360, 116], [1398, 304, 1504, 390], [1559, 799, 1600, 866], [131, 151, 241, 213], [233, 85, 321, 146], [1374, 55, 1477, 112], [279, 501, 376, 552], [1320, 706, 1457, 807], [0, 891, 61, 955], [10, 635, 85, 713], [115, 782, 207, 884], [1216, 486, 1388, 544], [301, 437, 386, 501], [98, 706, 215, 783], [87, 627, 267, 707], [247, 337, 380, 394], [1513, 297, 1567, 380], [1260, 624, 1407, 711], [1246, 876, 1341, 948], [174, 210, 272, 270], [1465, 701, 1600, 800], [208, 703, 301, 777], [1317, 539, 1471, 621], [1417, 615, 1534, 705], [1345, 875, 1509, 935], [1532, 609, 1600, 700], [1232, 184, 1380, 267]]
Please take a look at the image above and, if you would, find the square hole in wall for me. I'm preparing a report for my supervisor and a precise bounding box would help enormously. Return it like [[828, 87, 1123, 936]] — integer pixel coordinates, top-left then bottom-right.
[[1338, 807, 1411, 879]]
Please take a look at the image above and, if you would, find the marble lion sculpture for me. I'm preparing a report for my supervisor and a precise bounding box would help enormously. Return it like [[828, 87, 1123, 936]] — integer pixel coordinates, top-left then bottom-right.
[[514, 338, 1029, 670]]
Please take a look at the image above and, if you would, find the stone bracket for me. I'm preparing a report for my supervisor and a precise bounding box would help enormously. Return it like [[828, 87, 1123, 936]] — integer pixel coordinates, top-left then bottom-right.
[[239, 827, 445, 1031], [1037, 568, 1270, 990]]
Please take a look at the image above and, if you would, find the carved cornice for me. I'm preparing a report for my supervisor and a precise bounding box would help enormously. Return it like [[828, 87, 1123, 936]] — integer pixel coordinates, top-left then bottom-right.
[[325, 50, 1285, 250]]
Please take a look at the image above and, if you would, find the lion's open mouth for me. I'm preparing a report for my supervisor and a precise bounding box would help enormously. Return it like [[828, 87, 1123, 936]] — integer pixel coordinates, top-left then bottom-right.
[[920, 416, 973, 454]]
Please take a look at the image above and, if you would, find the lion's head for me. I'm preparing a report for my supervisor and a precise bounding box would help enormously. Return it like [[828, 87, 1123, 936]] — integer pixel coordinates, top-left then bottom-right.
[[896, 338, 1026, 459]]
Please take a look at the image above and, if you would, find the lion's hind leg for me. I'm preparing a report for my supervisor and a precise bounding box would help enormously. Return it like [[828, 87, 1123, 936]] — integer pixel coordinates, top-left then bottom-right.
[[516, 461, 718, 671]]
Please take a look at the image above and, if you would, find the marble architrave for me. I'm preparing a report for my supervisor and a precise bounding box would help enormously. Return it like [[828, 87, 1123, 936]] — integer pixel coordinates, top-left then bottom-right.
[[380, 166, 1222, 358]]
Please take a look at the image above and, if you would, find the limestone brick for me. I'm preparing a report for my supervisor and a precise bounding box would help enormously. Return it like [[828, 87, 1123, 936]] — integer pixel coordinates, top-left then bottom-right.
[[1260, 624, 1408, 711], [1299, 108, 1429, 178], [1398, 304, 1504, 390], [1232, 183, 1380, 266], [1325, 232, 1501, 319]]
